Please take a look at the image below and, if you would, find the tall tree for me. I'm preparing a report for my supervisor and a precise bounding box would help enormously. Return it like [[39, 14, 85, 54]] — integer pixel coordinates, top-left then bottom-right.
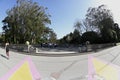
[[74, 20, 82, 35], [85, 5, 117, 43], [41, 27, 57, 43], [82, 19, 97, 32], [113, 23, 120, 42], [2, 0, 51, 44], [71, 29, 81, 44]]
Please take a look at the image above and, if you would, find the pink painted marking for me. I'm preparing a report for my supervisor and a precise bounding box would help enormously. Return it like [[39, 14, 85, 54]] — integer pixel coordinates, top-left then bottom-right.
[[88, 55, 96, 80], [0, 56, 41, 80], [0, 57, 26, 80], [27, 57, 41, 80]]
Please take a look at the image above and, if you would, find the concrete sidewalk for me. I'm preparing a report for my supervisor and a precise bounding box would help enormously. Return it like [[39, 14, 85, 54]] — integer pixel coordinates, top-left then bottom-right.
[[0, 45, 120, 80]]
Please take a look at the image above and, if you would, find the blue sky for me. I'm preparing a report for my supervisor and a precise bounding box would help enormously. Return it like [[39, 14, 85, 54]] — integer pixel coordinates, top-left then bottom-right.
[[0, 0, 103, 39], [0, 0, 94, 39], [38, 0, 94, 39]]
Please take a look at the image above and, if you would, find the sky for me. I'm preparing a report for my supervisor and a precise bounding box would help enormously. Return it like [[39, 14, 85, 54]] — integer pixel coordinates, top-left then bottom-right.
[[0, 0, 120, 39]]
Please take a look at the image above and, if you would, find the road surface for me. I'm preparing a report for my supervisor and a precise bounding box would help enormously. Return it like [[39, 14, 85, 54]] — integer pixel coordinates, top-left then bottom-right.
[[0, 45, 120, 80]]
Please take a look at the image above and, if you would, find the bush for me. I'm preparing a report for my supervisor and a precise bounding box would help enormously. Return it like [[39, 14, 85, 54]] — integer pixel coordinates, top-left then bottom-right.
[[81, 31, 100, 44]]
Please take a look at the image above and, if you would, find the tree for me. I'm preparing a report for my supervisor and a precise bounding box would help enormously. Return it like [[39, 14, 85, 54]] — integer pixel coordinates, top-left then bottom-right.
[[41, 27, 57, 43], [85, 5, 113, 32], [81, 31, 100, 44], [48, 31, 57, 43], [2, 0, 51, 44], [59, 32, 73, 44], [82, 19, 97, 32], [85, 5, 117, 43], [59, 29, 81, 45], [99, 18, 118, 43], [71, 29, 81, 44], [113, 23, 120, 42], [74, 20, 82, 35]]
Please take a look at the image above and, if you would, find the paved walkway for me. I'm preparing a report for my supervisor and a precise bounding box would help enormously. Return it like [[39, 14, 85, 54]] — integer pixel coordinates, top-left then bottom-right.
[[0, 45, 120, 80]]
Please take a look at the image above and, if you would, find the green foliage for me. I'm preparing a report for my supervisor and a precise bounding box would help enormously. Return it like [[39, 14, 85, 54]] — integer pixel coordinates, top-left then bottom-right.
[[85, 5, 113, 32], [41, 27, 57, 43], [59, 5, 120, 44], [101, 26, 118, 43], [2, 0, 56, 44], [81, 31, 99, 44], [70, 29, 81, 44], [85, 5, 118, 43], [113, 23, 120, 42], [59, 29, 81, 44]]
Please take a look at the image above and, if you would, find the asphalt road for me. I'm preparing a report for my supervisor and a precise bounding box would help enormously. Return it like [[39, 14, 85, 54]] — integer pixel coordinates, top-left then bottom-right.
[[0, 45, 120, 80]]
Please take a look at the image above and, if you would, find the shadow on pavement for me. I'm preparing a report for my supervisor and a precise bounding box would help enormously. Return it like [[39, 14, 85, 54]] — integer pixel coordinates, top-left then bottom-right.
[[0, 54, 8, 60]]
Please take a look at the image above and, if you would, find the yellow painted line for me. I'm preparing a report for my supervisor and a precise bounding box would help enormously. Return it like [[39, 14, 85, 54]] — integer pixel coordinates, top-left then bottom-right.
[[9, 61, 33, 80], [92, 58, 119, 80]]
